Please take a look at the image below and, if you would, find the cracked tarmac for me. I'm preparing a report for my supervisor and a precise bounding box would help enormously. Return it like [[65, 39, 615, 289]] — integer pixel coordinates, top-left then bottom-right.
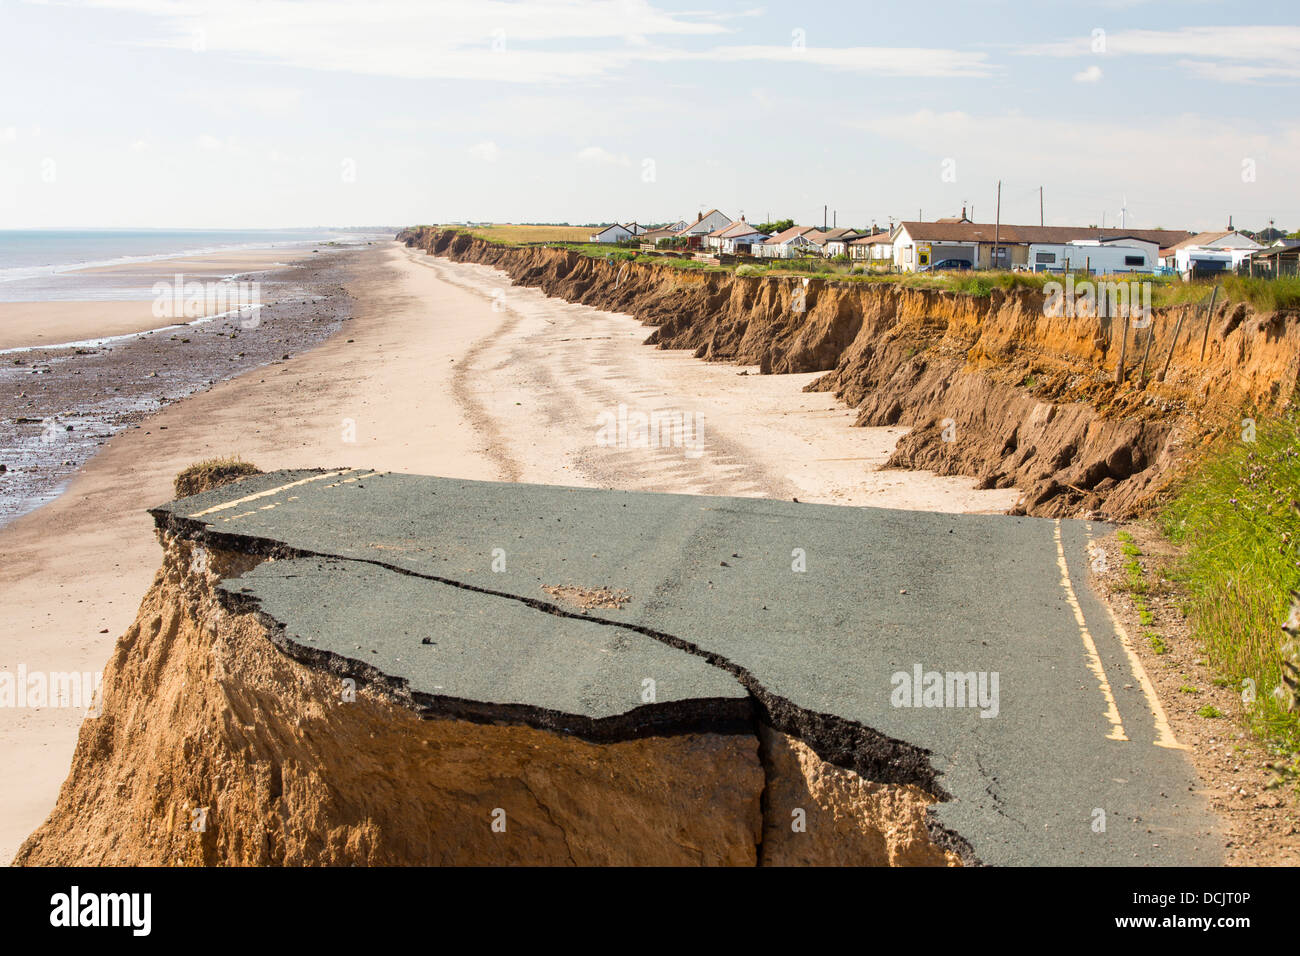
[[152, 467, 1226, 865]]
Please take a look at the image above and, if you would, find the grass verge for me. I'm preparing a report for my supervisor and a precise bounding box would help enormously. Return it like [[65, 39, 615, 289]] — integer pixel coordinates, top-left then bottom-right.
[[1162, 412, 1300, 753]]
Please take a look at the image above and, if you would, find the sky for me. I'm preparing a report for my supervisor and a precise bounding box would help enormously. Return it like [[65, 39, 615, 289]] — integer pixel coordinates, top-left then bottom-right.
[[0, 0, 1297, 233]]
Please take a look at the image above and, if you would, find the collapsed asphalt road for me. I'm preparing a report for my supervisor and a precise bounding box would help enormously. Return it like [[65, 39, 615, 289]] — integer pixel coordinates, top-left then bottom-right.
[[152, 467, 1223, 866]]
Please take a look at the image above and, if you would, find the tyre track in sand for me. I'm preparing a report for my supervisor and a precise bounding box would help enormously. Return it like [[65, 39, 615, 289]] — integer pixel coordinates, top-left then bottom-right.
[[409, 249, 796, 499]]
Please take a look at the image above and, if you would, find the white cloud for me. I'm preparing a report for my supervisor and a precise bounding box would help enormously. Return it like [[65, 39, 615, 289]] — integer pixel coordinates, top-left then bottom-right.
[[1020, 26, 1300, 84], [469, 141, 500, 162], [574, 145, 630, 166], [54, 0, 995, 82], [173, 85, 306, 115], [130, 139, 150, 151], [703, 45, 993, 78], [197, 133, 224, 150], [1179, 59, 1300, 84], [66, 0, 726, 83], [1074, 65, 1103, 83]]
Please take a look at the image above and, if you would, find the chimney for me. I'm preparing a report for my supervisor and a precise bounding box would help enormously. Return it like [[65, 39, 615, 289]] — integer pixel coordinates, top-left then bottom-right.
[[962, 204, 967, 220], [1228, 215, 1234, 231]]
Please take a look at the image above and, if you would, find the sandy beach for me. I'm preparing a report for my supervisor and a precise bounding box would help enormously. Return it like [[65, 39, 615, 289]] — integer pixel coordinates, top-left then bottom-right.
[[0, 248, 330, 351], [0, 241, 1015, 862], [66, 247, 321, 278], [0, 301, 211, 351]]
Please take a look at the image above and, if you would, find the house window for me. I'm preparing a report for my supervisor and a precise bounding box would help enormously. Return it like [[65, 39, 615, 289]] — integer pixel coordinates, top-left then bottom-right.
[[1036, 252, 1056, 264], [1124, 255, 1144, 266]]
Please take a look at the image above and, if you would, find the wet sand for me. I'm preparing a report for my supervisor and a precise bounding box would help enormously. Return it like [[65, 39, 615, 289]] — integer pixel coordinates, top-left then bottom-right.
[[0, 249, 360, 527], [0, 301, 217, 351], [0, 241, 1016, 862], [0, 248, 336, 350], [66, 247, 323, 278]]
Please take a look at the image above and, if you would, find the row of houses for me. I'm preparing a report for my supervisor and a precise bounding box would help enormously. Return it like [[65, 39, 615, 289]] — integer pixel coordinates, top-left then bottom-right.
[[590, 209, 1295, 278], [591, 210, 894, 261]]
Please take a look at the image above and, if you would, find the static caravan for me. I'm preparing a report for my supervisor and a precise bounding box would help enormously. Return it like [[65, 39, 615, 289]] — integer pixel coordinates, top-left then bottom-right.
[[1028, 238, 1157, 274]]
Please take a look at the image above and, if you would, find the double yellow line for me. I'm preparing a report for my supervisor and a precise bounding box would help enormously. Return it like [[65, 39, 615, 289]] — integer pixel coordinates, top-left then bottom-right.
[[1053, 518, 1182, 749]]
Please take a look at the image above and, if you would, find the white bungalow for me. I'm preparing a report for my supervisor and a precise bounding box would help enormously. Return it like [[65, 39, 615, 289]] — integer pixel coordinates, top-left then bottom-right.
[[675, 209, 734, 239], [754, 226, 823, 260], [589, 223, 633, 243], [818, 228, 863, 257], [1159, 230, 1263, 279], [706, 220, 770, 254], [848, 232, 893, 263]]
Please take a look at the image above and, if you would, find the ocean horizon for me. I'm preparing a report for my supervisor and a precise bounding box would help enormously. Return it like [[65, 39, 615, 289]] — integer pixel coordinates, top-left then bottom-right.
[[0, 228, 390, 301]]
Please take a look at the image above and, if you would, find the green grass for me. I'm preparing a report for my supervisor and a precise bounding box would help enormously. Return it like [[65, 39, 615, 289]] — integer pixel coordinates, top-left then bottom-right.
[[1154, 274, 1300, 312], [1162, 410, 1300, 749], [1117, 531, 1148, 595], [1117, 531, 1165, 647], [173, 456, 261, 499], [1197, 704, 1224, 719]]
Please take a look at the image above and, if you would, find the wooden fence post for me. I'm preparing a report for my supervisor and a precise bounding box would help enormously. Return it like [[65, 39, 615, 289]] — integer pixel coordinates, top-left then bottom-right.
[[1110, 286, 1128, 384], [1198, 284, 1220, 363], [1158, 306, 1188, 383]]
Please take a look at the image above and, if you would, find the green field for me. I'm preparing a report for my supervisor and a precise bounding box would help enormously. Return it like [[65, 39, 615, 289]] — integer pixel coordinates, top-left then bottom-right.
[[460, 223, 596, 244]]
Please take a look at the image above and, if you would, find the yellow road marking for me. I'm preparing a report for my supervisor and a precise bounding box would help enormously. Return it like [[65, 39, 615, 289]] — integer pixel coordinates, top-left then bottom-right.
[[1054, 519, 1128, 741], [1087, 530, 1185, 750], [188, 469, 354, 518], [326, 470, 383, 488]]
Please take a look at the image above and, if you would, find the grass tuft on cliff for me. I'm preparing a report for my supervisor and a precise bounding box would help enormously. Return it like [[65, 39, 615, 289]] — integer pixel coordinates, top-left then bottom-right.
[[1162, 412, 1300, 750], [174, 457, 263, 500], [1155, 275, 1300, 312]]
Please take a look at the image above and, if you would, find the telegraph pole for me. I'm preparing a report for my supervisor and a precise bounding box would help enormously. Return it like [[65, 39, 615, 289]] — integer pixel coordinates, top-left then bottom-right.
[[993, 180, 1002, 271], [1039, 186, 1044, 227]]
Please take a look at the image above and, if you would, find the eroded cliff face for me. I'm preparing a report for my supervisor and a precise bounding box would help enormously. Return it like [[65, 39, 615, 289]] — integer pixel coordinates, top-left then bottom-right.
[[400, 227, 1300, 518], [15, 532, 960, 866]]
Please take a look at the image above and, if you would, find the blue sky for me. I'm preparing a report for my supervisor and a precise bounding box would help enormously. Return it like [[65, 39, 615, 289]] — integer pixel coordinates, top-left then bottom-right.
[[1, 0, 1297, 232]]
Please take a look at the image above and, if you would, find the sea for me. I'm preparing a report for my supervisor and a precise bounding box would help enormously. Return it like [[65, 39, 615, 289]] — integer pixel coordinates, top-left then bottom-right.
[[0, 228, 385, 302], [0, 228, 390, 527]]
